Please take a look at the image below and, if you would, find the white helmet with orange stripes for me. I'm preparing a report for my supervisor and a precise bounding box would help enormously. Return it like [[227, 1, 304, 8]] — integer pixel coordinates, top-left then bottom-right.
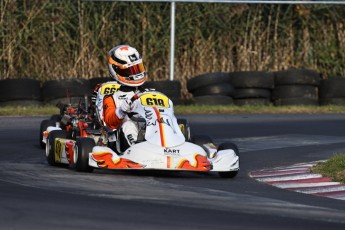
[[108, 45, 147, 87]]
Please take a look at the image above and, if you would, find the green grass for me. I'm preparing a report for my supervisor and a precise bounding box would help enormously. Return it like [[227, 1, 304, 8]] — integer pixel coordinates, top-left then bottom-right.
[[0, 105, 59, 116], [2, 104, 345, 116], [174, 104, 345, 114], [312, 154, 345, 184]]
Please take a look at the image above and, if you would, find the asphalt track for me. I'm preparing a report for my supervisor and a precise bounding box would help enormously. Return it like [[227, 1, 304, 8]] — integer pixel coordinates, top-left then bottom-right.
[[1, 114, 345, 229]]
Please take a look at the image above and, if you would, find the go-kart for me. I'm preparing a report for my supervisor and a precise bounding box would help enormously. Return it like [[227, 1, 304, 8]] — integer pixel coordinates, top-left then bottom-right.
[[39, 97, 97, 149], [44, 91, 239, 178]]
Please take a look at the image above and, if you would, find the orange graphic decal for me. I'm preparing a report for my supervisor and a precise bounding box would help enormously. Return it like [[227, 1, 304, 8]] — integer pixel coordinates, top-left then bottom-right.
[[153, 106, 165, 147], [167, 156, 171, 168], [120, 46, 129, 51], [177, 154, 211, 171], [92, 152, 144, 169], [65, 141, 75, 164]]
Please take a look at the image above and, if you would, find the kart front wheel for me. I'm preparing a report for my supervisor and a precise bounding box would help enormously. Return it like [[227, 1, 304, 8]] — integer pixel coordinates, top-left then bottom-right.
[[74, 138, 95, 172], [217, 142, 240, 178], [219, 170, 239, 178], [39, 119, 56, 149], [177, 118, 191, 141], [190, 135, 213, 147], [46, 130, 68, 166]]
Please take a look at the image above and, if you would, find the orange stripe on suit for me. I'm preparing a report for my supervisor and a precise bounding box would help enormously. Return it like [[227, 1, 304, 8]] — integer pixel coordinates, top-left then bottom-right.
[[103, 95, 123, 129]]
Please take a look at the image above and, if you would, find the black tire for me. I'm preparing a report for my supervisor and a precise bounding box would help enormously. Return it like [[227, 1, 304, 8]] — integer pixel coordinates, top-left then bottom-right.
[[144, 80, 182, 105], [272, 85, 318, 99], [191, 135, 214, 147], [192, 95, 233, 105], [233, 88, 271, 99], [50, 114, 61, 123], [319, 78, 345, 98], [47, 96, 91, 106], [273, 98, 319, 106], [144, 80, 181, 90], [75, 138, 95, 172], [218, 142, 239, 155], [42, 79, 91, 102], [187, 72, 232, 92], [217, 142, 240, 178], [230, 71, 274, 89], [274, 69, 321, 86], [0, 78, 42, 101], [191, 83, 235, 97], [234, 98, 271, 106], [89, 77, 111, 89], [319, 98, 345, 106], [169, 96, 182, 106], [177, 118, 191, 141], [39, 119, 56, 149], [46, 130, 69, 166], [70, 127, 81, 140]]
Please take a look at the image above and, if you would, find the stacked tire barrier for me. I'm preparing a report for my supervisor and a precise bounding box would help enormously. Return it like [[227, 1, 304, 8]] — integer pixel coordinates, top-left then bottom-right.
[[89, 77, 111, 89], [187, 72, 234, 105], [272, 69, 320, 106], [231, 71, 274, 106], [0, 79, 42, 106], [0, 78, 182, 106], [319, 77, 345, 105], [144, 80, 182, 105], [90, 78, 183, 105], [3, 71, 345, 107], [42, 79, 91, 105]]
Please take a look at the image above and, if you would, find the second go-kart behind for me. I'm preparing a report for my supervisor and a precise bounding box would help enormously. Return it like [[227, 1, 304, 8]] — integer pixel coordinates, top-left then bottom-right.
[[44, 90, 240, 178]]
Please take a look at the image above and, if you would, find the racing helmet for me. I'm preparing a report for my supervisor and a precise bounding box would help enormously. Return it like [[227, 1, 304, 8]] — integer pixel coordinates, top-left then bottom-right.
[[108, 45, 147, 87]]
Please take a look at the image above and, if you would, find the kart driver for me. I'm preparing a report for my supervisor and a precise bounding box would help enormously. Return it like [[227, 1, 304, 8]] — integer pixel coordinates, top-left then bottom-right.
[[93, 45, 148, 152]]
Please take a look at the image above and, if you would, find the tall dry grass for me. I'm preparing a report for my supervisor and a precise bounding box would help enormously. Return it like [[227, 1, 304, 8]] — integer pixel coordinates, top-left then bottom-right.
[[1, 1, 345, 98]]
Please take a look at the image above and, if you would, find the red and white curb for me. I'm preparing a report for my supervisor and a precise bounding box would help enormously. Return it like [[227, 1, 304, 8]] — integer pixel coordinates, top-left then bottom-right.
[[249, 162, 345, 200]]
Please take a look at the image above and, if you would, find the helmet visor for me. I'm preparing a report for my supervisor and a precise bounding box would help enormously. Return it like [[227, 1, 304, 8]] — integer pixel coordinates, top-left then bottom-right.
[[116, 62, 145, 78]]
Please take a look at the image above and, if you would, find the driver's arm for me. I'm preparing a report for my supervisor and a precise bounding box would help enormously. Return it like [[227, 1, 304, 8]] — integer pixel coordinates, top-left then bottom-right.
[[103, 95, 123, 129]]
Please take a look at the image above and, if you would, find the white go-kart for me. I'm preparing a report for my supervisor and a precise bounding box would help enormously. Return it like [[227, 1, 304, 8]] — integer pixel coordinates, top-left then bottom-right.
[[44, 91, 239, 178]]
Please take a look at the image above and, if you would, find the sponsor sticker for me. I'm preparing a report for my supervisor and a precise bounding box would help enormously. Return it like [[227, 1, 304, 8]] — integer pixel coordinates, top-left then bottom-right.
[[101, 84, 121, 95], [164, 148, 180, 155], [140, 93, 170, 108]]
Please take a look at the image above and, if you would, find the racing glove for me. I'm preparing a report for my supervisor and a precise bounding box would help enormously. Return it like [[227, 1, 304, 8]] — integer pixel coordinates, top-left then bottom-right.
[[115, 99, 134, 119]]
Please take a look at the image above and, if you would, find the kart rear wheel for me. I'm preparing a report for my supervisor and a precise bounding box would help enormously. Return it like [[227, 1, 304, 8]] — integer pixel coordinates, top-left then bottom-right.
[[46, 130, 68, 166], [70, 127, 81, 140], [74, 138, 95, 172], [217, 142, 240, 178], [50, 114, 61, 123], [177, 118, 191, 141], [39, 119, 56, 149]]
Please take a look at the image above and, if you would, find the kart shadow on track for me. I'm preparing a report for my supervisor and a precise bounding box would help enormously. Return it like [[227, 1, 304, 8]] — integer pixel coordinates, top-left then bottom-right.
[[69, 167, 223, 179]]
